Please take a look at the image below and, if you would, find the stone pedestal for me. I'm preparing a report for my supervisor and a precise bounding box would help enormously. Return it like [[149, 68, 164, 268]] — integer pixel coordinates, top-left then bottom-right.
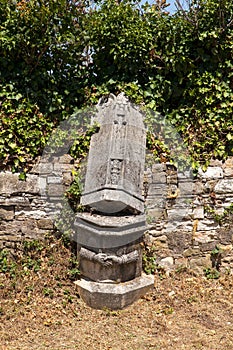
[[75, 274, 154, 310]]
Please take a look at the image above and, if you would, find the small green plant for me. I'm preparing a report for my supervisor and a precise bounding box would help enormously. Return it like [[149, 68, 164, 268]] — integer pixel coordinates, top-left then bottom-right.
[[187, 296, 198, 304], [67, 257, 80, 281], [102, 307, 119, 317], [142, 246, 157, 275], [0, 249, 17, 278], [63, 289, 73, 303], [65, 172, 83, 211], [22, 240, 43, 254], [205, 203, 233, 225], [22, 257, 41, 273], [43, 288, 54, 298], [204, 267, 220, 280], [21, 240, 43, 273]]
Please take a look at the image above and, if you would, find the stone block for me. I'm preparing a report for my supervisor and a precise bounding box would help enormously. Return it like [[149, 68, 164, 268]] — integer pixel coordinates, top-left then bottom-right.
[[6, 197, 30, 207], [147, 183, 167, 197], [53, 163, 73, 172], [15, 209, 46, 220], [178, 181, 194, 196], [81, 94, 146, 215], [0, 172, 39, 195], [167, 230, 192, 254], [197, 220, 219, 231], [219, 227, 233, 244], [152, 235, 167, 243], [193, 231, 216, 244], [47, 175, 63, 184], [199, 241, 217, 252], [37, 218, 54, 230], [0, 206, 14, 221], [224, 168, 233, 177], [193, 181, 205, 195], [224, 158, 233, 168], [145, 197, 166, 209], [75, 274, 154, 310], [198, 167, 223, 180], [152, 163, 166, 172], [147, 208, 167, 220], [191, 207, 204, 219], [0, 221, 21, 235], [152, 173, 167, 183], [165, 221, 193, 233], [215, 179, 233, 193], [159, 257, 174, 270], [47, 184, 65, 197], [189, 255, 212, 273], [58, 154, 73, 164], [38, 163, 53, 174], [183, 247, 201, 257], [167, 208, 190, 220]]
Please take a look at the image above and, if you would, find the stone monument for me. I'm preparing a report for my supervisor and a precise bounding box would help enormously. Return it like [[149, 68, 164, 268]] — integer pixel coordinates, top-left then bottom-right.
[[74, 93, 154, 309]]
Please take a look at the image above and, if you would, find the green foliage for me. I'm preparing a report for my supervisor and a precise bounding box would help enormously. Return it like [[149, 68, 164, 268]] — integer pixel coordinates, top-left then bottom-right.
[[43, 287, 54, 298], [142, 245, 157, 275], [0, 249, 17, 277], [204, 267, 220, 280], [0, 83, 54, 171], [69, 123, 100, 160], [65, 172, 84, 211], [205, 203, 233, 225], [67, 257, 80, 281], [0, 0, 232, 170]]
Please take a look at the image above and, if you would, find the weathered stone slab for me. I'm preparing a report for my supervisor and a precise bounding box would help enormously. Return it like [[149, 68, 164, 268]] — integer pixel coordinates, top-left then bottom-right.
[[215, 179, 233, 193], [0, 172, 40, 195], [198, 167, 224, 179], [75, 274, 154, 310], [191, 207, 205, 219], [81, 93, 146, 214]]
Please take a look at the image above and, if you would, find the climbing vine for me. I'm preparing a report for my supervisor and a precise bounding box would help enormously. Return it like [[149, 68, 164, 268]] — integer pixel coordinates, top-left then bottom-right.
[[0, 0, 232, 171]]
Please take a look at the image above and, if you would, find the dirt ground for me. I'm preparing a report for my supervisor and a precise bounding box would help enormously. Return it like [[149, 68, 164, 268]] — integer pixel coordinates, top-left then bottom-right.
[[1, 238, 233, 350]]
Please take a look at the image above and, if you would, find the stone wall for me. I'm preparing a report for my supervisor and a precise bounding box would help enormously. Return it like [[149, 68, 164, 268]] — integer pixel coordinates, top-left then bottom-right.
[[0, 156, 232, 273], [0, 154, 75, 250], [145, 157, 233, 273]]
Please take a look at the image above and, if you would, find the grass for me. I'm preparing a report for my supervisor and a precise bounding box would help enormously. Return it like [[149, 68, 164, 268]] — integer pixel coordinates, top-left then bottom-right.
[[1, 235, 233, 350]]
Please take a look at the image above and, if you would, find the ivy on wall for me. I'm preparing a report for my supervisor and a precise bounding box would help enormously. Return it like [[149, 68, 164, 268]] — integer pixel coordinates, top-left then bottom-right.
[[0, 0, 232, 171]]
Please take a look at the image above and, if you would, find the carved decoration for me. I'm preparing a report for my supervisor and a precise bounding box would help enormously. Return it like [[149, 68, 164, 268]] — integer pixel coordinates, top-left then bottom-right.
[[110, 159, 122, 185], [79, 247, 139, 267]]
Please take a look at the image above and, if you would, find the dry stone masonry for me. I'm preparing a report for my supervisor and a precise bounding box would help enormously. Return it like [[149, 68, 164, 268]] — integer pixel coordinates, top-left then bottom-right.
[[144, 158, 233, 273]]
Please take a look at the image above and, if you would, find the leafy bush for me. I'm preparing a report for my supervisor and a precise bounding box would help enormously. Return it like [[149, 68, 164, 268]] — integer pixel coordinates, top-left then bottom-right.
[[0, 0, 232, 171]]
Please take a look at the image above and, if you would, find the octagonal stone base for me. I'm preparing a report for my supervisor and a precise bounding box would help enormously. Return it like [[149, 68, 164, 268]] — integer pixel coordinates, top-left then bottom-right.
[[74, 274, 154, 310]]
